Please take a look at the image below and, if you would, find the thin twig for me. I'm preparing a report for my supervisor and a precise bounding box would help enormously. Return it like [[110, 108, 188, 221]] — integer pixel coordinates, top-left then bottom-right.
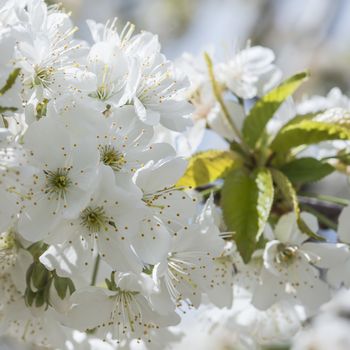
[[300, 203, 338, 230], [204, 52, 243, 142], [300, 192, 349, 206]]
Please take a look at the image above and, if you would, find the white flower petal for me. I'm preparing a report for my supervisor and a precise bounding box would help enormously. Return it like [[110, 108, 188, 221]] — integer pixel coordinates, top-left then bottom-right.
[[131, 217, 171, 265], [338, 205, 350, 244], [68, 288, 113, 331], [96, 231, 142, 273], [24, 117, 70, 169], [18, 198, 59, 241], [135, 157, 186, 194], [252, 269, 287, 310], [302, 242, 349, 269]]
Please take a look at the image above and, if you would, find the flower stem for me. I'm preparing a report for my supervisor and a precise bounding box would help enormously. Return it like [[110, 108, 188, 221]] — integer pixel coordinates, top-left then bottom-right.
[[91, 254, 100, 286], [300, 203, 338, 230], [204, 52, 243, 143], [300, 192, 349, 206]]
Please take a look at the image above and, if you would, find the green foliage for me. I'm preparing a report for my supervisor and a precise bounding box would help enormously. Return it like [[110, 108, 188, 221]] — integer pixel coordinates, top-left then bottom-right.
[[177, 150, 241, 188], [27, 241, 49, 260], [186, 68, 348, 262], [25, 261, 52, 309], [271, 169, 300, 216], [31, 262, 50, 290], [255, 168, 275, 235], [25, 246, 76, 309], [242, 72, 309, 148], [280, 157, 334, 183], [312, 107, 350, 128], [279, 112, 318, 128], [221, 167, 274, 263], [53, 272, 76, 299], [270, 120, 350, 153]]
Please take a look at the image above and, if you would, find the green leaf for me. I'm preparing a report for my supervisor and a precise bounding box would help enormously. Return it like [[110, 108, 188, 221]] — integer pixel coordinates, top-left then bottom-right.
[[31, 262, 49, 290], [176, 150, 241, 188], [67, 278, 75, 294], [43, 278, 52, 310], [52, 269, 75, 298], [54, 275, 74, 299], [0, 68, 21, 96], [35, 290, 46, 308], [242, 72, 309, 148], [280, 113, 319, 129], [256, 168, 275, 237], [24, 287, 36, 307], [26, 263, 34, 289], [280, 157, 334, 183], [270, 169, 323, 240], [27, 241, 49, 260], [54, 277, 68, 299], [271, 169, 300, 215], [279, 109, 350, 132], [221, 168, 274, 263], [270, 120, 350, 153], [312, 107, 350, 129]]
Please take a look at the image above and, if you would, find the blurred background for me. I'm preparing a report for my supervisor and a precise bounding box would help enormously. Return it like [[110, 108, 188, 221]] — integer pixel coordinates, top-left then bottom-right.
[[54, 0, 350, 96]]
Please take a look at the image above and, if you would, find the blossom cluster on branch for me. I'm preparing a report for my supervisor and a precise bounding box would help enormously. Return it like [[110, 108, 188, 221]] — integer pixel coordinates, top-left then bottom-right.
[[1, 1, 350, 349]]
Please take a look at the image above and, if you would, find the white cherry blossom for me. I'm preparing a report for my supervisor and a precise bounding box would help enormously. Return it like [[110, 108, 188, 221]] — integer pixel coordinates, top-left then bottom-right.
[[42, 165, 145, 273], [18, 115, 100, 241], [13, 0, 86, 101], [327, 205, 350, 289], [252, 212, 348, 311], [67, 272, 178, 343], [216, 45, 281, 99], [151, 197, 226, 311]]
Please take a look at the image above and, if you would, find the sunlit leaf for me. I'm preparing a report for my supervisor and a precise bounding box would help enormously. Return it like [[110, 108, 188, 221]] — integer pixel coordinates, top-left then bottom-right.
[[270, 120, 350, 153], [242, 71, 309, 148], [176, 150, 241, 188]]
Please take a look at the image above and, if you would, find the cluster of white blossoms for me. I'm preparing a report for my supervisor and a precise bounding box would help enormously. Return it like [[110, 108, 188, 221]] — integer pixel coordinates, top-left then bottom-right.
[[177, 44, 282, 141], [172, 209, 350, 350], [0, 0, 232, 348], [174, 42, 350, 349], [1, 1, 350, 350]]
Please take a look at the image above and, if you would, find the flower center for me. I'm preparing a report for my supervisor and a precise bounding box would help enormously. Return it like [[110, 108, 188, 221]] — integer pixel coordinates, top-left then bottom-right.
[[80, 206, 109, 232], [33, 66, 54, 88], [94, 84, 113, 101], [99, 145, 126, 172], [276, 243, 299, 265], [44, 168, 71, 199]]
